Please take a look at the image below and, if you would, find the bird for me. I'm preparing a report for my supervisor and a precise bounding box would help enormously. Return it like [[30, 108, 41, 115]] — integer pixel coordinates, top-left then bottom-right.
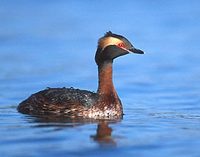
[[17, 31, 144, 119]]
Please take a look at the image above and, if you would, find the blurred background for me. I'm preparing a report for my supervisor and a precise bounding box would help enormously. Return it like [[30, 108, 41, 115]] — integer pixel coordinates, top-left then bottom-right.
[[0, 0, 200, 157]]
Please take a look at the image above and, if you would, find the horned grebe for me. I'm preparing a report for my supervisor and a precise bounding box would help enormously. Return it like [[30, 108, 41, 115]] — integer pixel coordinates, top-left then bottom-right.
[[17, 31, 144, 119]]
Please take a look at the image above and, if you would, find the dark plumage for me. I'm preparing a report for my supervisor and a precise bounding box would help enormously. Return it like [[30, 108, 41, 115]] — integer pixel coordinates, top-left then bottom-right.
[[18, 88, 98, 116], [17, 31, 144, 119]]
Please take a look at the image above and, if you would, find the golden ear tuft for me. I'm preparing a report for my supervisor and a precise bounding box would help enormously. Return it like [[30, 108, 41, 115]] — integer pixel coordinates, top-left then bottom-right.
[[98, 37, 122, 50]]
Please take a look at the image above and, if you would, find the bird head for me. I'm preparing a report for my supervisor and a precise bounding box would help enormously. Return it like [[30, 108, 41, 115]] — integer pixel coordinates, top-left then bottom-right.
[[95, 31, 144, 65]]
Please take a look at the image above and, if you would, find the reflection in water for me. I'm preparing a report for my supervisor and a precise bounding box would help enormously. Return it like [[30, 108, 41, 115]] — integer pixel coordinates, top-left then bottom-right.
[[91, 121, 116, 146], [27, 115, 118, 146]]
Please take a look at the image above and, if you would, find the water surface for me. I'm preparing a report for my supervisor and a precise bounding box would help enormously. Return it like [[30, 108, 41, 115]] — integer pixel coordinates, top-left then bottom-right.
[[1, 1, 200, 157]]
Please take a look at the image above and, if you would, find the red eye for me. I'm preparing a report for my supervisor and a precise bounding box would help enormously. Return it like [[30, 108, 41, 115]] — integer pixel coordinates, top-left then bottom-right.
[[117, 43, 125, 48]]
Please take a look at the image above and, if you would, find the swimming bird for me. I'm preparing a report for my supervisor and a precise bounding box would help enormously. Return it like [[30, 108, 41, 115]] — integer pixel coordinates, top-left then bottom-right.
[[17, 31, 144, 119]]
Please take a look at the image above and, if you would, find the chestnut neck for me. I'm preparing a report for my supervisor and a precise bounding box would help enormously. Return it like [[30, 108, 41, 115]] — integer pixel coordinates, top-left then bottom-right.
[[97, 61, 117, 96]]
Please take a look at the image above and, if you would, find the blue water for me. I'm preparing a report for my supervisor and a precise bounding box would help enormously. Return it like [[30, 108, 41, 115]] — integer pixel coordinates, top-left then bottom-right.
[[1, 0, 200, 157]]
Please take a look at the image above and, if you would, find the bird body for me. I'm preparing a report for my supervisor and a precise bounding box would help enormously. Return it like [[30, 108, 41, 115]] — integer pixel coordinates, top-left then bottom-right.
[[17, 31, 144, 119]]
